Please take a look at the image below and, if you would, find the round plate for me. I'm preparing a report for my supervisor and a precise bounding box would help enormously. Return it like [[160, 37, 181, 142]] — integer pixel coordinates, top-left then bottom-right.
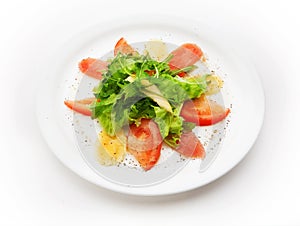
[[36, 15, 264, 196]]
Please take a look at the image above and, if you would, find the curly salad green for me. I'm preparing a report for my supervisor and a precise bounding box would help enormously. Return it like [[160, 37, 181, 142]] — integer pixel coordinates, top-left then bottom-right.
[[89, 53, 210, 147]]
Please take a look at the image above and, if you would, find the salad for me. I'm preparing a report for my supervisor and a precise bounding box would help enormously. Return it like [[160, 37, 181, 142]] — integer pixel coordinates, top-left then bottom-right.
[[64, 38, 230, 171]]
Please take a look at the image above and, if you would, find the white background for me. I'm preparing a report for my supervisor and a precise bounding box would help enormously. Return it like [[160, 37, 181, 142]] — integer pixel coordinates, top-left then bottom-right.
[[1, 0, 299, 225]]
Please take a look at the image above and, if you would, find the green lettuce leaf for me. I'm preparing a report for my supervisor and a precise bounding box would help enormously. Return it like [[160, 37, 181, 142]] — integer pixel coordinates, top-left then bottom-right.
[[153, 107, 183, 139], [91, 53, 208, 138]]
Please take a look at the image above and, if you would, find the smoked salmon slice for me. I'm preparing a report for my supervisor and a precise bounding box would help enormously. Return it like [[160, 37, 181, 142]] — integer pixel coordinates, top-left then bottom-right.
[[79, 57, 108, 79], [114, 37, 137, 56], [168, 43, 203, 74]]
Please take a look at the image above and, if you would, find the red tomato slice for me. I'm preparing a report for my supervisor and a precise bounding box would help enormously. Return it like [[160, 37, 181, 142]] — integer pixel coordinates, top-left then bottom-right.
[[64, 98, 96, 116], [127, 119, 163, 171], [175, 131, 205, 158], [180, 95, 230, 126], [168, 43, 203, 72], [79, 57, 108, 80], [114, 37, 137, 56]]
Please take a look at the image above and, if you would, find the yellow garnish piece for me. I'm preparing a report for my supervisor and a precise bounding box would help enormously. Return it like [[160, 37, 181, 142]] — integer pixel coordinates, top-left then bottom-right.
[[96, 131, 126, 166], [206, 74, 224, 95]]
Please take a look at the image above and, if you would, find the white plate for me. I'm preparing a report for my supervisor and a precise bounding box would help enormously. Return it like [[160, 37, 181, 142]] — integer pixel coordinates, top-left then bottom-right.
[[36, 15, 264, 196]]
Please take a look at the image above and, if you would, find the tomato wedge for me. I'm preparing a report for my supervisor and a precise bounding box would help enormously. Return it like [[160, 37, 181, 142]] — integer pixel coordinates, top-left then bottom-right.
[[64, 98, 96, 116], [78, 57, 108, 80], [168, 43, 203, 75], [114, 37, 137, 56], [180, 95, 230, 126], [175, 131, 205, 158], [127, 119, 163, 171]]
